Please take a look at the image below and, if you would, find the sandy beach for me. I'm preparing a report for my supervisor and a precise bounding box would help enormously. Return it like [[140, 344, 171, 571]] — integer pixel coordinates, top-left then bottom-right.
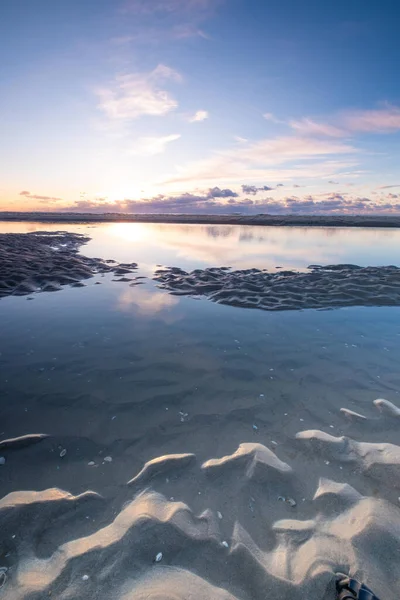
[[1, 394, 400, 600]]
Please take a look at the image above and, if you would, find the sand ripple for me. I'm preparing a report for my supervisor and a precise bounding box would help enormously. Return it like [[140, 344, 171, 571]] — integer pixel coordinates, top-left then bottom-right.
[[0, 231, 139, 298], [1, 398, 400, 599], [154, 264, 400, 311]]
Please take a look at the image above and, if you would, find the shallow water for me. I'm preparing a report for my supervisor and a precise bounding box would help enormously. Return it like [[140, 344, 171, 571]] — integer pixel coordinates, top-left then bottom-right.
[[2, 220, 400, 270], [1, 222, 400, 600]]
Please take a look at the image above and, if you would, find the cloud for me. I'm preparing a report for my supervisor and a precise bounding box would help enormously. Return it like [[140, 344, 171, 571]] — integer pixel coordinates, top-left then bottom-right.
[[96, 64, 181, 121], [288, 105, 400, 138], [208, 187, 237, 198], [268, 195, 400, 215], [163, 135, 357, 186], [68, 193, 216, 214], [63, 187, 235, 214], [62, 190, 400, 216], [241, 184, 274, 195], [171, 24, 209, 39], [263, 113, 284, 124], [113, 24, 208, 45], [19, 191, 62, 202], [118, 0, 220, 43], [378, 184, 400, 189], [188, 110, 209, 122], [130, 134, 181, 156], [289, 118, 346, 138], [343, 105, 400, 133], [117, 286, 179, 316], [123, 0, 219, 15]]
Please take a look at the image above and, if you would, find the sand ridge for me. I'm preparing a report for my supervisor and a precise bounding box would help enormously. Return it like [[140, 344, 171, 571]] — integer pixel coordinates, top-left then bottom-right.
[[0, 398, 399, 599]]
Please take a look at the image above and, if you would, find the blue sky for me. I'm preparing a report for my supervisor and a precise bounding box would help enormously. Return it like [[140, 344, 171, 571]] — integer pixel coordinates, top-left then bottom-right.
[[1, 0, 400, 214]]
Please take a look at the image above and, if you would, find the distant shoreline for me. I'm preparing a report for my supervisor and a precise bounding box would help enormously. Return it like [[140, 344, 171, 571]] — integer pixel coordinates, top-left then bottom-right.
[[1, 211, 400, 227]]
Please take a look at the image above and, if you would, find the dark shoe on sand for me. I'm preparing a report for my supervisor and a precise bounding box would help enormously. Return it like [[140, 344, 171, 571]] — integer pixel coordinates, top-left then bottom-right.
[[336, 573, 380, 600]]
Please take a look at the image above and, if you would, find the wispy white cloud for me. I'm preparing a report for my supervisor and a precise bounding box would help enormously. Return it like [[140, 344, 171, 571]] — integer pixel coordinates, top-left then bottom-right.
[[289, 118, 346, 138], [120, 0, 221, 40], [96, 64, 181, 121], [123, 0, 220, 15], [263, 112, 284, 124], [234, 135, 248, 143], [110, 24, 208, 45], [130, 134, 181, 156], [343, 105, 400, 133], [171, 24, 209, 39], [188, 109, 209, 122], [162, 135, 358, 186], [288, 105, 400, 137], [229, 136, 355, 164]]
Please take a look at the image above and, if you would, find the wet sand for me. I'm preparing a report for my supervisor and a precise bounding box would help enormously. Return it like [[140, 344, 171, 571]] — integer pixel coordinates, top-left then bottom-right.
[[154, 264, 400, 311], [0, 231, 141, 298], [2, 231, 400, 312], [2, 211, 400, 227], [1, 397, 400, 599]]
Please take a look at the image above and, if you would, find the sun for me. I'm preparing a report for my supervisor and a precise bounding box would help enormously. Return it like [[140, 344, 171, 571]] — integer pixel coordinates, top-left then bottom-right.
[[109, 222, 150, 243]]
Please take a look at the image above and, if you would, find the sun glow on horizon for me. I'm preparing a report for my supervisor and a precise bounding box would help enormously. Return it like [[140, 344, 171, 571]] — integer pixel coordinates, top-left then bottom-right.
[[109, 222, 151, 243], [1, 1, 400, 215]]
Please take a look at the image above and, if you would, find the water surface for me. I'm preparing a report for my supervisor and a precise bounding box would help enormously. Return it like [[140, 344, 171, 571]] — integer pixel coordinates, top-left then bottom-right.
[[1, 222, 400, 599], [2, 220, 400, 271]]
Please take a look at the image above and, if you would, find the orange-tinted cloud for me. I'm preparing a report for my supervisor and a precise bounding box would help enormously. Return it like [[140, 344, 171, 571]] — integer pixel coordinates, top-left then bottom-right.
[[19, 191, 62, 202]]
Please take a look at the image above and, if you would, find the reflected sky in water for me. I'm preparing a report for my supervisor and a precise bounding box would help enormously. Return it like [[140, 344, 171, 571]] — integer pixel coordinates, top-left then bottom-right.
[[1, 221, 400, 273], [1, 221, 400, 497]]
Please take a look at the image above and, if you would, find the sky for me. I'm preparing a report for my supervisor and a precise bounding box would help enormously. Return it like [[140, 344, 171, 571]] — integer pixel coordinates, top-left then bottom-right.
[[1, 0, 400, 215]]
